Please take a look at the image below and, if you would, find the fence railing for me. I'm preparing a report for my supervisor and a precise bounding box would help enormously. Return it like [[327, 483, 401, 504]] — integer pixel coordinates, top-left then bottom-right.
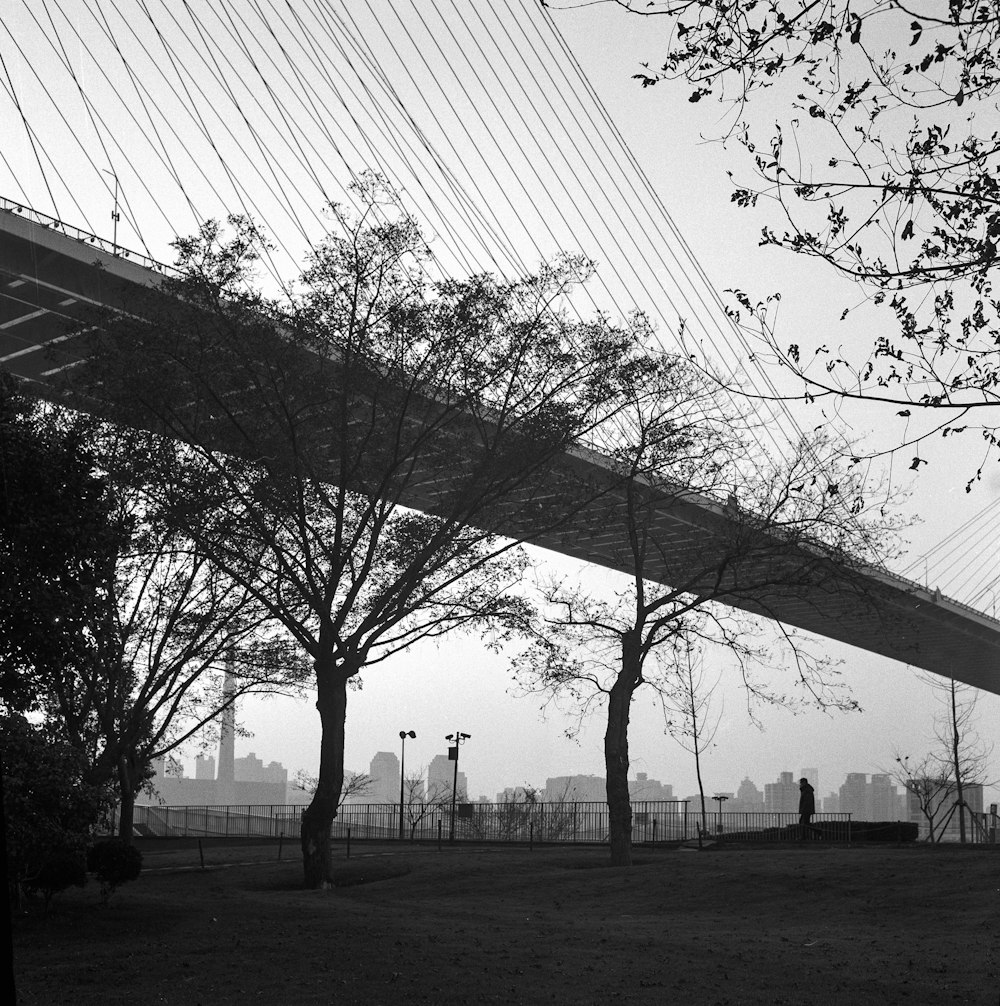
[[126, 801, 857, 844]]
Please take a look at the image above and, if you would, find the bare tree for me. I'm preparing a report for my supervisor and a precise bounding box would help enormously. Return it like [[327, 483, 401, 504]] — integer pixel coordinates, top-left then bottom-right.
[[924, 673, 993, 841], [890, 754, 956, 843], [294, 769, 373, 809], [659, 638, 722, 842], [75, 180, 644, 886], [889, 672, 994, 841], [400, 769, 442, 841], [518, 353, 899, 865]]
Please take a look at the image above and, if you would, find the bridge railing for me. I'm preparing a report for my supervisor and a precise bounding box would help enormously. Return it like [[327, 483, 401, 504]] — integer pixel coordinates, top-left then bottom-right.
[[0, 194, 176, 275]]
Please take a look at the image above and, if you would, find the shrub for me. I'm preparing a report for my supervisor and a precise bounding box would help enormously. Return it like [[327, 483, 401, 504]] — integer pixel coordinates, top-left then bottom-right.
[[2, 715, 106, 908], [87, 838, 143, 904], [22, 845, 87, 912]]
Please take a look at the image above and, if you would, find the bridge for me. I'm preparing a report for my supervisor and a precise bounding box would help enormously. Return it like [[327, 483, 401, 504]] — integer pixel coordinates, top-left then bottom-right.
[[3, 200, 999, 696]]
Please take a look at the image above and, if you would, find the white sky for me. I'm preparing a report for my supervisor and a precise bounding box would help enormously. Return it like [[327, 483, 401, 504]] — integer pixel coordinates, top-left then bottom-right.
[[2, 1, 997, 805]]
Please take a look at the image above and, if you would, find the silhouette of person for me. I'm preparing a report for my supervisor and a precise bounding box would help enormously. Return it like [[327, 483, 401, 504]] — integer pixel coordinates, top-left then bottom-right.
[[798, 777, 818, 839]]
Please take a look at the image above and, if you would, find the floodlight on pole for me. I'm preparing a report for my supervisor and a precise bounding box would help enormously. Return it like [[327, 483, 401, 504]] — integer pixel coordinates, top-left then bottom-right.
[[398, 730, 415, 841], [445, 731, 471, 842]]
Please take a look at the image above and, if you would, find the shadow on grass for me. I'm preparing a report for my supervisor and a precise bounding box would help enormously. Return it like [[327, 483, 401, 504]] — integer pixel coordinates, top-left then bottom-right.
[[245, 857, 413, 892]]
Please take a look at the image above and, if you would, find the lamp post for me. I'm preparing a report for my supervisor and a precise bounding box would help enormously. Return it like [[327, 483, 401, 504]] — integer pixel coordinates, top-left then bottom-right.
[[713, 794, 729, 835], [398, 730, 415, 840], [445, 731, 471, 842], [102, 169, 120, 254]]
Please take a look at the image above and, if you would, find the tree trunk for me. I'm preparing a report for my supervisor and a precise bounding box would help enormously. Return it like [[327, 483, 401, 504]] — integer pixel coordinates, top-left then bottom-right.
[[301, 667, 348, 889], [117, 753, 136, 845], [605, 636, 640, 867], [949, 679, 967, 844]]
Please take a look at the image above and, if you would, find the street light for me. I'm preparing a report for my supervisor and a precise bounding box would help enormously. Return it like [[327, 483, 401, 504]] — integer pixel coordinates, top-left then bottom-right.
[[102, 169, 120, 254], [445, 731, 471, 842], [713, 794, 729, 836], [398, 730, 415, 841]]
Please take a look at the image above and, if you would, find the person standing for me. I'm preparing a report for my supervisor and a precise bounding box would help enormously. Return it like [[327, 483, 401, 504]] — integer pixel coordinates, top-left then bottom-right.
[[798, 777, 817, 839]]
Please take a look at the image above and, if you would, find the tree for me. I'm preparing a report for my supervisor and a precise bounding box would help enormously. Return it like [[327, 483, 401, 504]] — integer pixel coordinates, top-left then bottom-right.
[[1, 715, 107, 908], [0, 375, 121, 716], [518, 352, 898, 865], [889, 671, 993, 841], [890, 753, 955, 842], [606, 1, 1000, 472], [0, 388, 303, 842], [73, 182, 647, 887], [659, 638, 722, 842], [398, 769, 445, 840], [294, 769, 373, 808]]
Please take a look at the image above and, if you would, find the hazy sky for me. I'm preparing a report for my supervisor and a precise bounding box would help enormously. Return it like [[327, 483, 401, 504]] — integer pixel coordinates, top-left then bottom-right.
[[2, 2, 997, 804]]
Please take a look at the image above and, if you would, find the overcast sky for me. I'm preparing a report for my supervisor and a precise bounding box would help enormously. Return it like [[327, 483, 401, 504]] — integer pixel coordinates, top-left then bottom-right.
[[2, 1, 997, 805]]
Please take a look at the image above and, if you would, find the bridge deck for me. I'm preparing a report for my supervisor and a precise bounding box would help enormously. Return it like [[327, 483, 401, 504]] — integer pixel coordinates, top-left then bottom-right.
[[2, 204, 998, 695]]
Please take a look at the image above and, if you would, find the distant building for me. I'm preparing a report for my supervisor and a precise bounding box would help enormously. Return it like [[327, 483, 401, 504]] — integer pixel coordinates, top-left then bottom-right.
[[428, 753, 466, 801], [629, 772, 673, 801], [838, 773, 869, 818], [837, 772, 905, 821], [369, 751, 400, 803], [543, 775, 605, 802], [144, 755, 287, 806], [764, 772, 798, 813], [235, 752, 288, 786], [496, 786, 538, 803], [139, 671, 288, 807], [869, 773, 900, 819], [729, 777, 764, 814]]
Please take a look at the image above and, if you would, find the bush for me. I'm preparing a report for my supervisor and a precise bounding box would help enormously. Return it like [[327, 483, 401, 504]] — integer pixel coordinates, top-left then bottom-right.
[[87, 838, 143, 903], [2, 715, 106, 907], [22, 845, 87, 912]]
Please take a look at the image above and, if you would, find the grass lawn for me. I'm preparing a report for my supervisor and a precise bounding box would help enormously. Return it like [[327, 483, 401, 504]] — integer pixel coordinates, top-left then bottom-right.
[[12, 840, 999, 1004]]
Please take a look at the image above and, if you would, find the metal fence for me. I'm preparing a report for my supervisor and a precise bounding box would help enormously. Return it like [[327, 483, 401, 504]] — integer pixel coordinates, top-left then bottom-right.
[[127, 801, 855, 844]]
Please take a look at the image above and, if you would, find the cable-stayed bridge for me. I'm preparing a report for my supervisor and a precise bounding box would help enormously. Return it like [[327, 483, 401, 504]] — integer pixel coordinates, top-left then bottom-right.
[[3, 203, 1000, 697]]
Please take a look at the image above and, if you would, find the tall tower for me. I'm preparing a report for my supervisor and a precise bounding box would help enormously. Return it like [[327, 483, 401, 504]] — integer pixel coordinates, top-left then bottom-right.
[[216, 665, 236, 804]]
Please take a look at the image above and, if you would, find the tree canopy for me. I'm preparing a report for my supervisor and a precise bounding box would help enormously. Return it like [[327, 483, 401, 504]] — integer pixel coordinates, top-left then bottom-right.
[[601, 0, 1000, 476], [1, 381, 302, 841], [71, 183, 654, 886]]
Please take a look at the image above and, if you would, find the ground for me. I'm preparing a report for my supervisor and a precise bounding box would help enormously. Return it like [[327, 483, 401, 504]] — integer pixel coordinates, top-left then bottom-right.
[[11, 840, 999, 1004]]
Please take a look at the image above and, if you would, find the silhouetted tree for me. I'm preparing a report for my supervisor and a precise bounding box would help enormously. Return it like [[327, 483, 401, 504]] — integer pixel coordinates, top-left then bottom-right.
[[518, 353, 898, 865], [0, 387, 302, 841], [74, 180, 648, 886]]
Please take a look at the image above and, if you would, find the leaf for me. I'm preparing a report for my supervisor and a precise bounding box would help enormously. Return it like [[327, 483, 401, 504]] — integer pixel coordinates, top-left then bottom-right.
[[909, 457, 927, 470], [896, 409, 911, 417], [900, 220, 914, 240]]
